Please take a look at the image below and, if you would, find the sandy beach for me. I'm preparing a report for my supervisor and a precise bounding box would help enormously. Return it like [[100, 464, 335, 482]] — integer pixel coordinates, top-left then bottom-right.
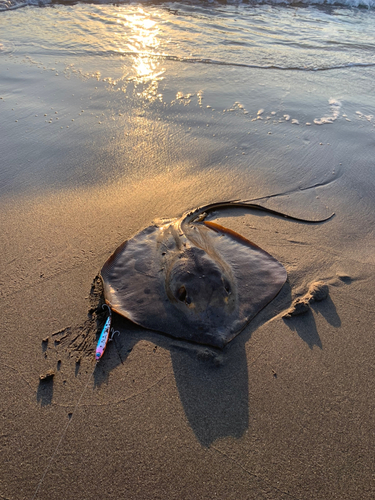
[[1, 4, 375, 499]]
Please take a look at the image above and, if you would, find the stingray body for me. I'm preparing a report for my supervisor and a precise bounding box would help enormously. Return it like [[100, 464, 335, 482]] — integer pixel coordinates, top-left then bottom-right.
[[101, 201, 330, 348]]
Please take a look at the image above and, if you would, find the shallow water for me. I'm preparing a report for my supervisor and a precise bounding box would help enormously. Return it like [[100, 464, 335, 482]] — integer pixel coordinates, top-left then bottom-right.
[[1, 0, 375, 231], [2, 2, 375, 69]]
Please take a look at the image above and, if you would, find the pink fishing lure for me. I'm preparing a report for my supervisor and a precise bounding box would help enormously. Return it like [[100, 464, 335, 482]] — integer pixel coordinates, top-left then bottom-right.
[[95, 312, 112, 361]]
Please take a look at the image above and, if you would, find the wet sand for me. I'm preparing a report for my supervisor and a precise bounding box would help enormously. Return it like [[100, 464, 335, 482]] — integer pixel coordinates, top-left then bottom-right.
[[1, 50, 375, 500]]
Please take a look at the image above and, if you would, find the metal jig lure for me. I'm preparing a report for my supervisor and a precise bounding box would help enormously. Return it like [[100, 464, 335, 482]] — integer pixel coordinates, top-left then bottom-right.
[[95, 304, 119, 362]]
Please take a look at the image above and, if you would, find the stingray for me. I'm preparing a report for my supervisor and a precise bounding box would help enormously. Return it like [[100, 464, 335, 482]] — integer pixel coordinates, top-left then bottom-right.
[[101, 201, 332, 348]]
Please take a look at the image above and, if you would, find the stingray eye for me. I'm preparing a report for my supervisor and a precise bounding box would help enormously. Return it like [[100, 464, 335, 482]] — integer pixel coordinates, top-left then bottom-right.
[[176, 286, 187, 302], [223, 279, 231, 295]]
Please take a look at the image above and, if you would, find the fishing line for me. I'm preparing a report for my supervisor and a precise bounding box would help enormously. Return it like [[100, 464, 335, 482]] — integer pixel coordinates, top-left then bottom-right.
[[31, 364, 95, 500]]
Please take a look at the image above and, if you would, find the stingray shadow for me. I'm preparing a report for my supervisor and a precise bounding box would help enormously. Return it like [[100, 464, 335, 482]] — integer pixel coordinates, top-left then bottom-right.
[[94, 317, 249, 447], [93, 282, 294, 447], [169, 338, 249, 447]]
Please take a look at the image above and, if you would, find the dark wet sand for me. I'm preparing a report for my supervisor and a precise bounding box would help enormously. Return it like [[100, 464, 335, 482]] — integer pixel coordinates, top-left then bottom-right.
[[1, 57, 375, 500]]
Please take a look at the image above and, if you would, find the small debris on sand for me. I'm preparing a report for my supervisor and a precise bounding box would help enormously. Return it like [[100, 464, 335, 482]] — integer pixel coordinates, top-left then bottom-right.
[[308, 281, 329, 302], [283, 281, 329, 318], [39, 369, 55, 381]]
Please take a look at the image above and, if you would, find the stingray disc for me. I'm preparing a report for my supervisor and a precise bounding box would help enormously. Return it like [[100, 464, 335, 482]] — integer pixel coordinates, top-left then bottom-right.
[[101, 203, 287, 348]]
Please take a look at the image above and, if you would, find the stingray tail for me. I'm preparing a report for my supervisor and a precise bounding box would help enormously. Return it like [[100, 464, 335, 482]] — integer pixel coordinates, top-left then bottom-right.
[[184, 200, 334, 225]]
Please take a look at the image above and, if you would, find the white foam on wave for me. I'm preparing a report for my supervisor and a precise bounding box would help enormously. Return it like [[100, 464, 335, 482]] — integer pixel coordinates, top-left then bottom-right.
[[1, 0, 375, 11], [252, 0, 375, 7], [314, 99, 342, 125], [0, 0, 42, 10]]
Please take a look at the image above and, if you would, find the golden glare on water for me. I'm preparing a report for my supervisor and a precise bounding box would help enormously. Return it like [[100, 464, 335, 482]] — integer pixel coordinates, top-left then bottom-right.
[[114, 7, 165, 101]]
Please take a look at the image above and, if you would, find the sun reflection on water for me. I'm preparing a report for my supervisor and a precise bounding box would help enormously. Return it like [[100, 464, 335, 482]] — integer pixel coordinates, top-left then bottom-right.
[[114, 7, 165, 101]]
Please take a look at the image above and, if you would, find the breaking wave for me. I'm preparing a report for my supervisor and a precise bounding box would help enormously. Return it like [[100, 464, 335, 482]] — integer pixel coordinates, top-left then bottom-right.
[[1, 0, 375, 11]]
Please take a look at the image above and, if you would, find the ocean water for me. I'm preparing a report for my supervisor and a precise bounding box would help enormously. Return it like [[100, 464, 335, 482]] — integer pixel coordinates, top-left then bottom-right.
[[2, 1, 375, 70], [1, 0, 375, 204]]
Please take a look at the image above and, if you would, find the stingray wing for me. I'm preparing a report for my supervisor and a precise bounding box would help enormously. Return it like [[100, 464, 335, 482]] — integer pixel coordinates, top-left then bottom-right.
[[199, 220, 287, 343]]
